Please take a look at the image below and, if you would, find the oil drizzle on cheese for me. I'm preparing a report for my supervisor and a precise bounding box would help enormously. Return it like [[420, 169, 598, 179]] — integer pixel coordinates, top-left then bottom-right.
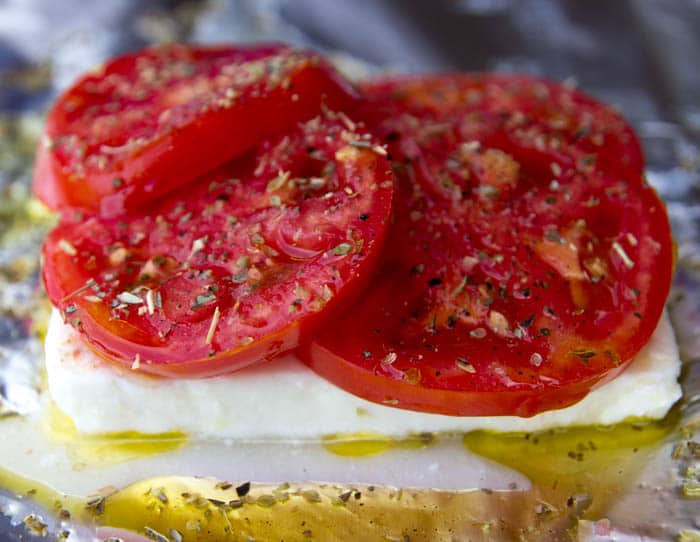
[[43, 402, 187, 466]]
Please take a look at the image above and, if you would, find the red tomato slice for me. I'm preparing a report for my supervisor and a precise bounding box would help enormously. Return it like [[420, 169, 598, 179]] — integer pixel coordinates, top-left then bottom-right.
[[42, 112, 394, 378], [33, 43, 357, 217], [299, 74, 673, 417]]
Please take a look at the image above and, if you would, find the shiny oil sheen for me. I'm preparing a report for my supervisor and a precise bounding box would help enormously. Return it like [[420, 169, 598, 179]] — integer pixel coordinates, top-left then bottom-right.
[[43, 403, 187, 466], [0, 411, 677, 541]]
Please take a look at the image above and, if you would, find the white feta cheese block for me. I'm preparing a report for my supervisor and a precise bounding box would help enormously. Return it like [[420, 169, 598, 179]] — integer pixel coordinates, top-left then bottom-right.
[[44, 309, 682, 439]]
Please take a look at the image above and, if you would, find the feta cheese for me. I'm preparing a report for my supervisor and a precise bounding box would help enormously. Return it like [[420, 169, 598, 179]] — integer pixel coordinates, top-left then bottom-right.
[[44, 309, 682, 439]]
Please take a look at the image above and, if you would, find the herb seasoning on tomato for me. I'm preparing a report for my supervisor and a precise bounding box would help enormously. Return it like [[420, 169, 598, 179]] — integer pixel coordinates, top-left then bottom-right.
[[299, 74, 673, 417], [42, 112, 393, 377], [33, 44, 357, 217]]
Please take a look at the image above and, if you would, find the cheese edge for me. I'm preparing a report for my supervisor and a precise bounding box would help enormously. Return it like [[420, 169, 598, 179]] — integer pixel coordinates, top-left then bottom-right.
[[44, 309, 682, 439]]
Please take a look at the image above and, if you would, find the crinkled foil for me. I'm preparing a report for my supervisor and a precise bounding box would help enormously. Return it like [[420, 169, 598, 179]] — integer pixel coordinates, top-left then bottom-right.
[[1, 1, 699, 540]]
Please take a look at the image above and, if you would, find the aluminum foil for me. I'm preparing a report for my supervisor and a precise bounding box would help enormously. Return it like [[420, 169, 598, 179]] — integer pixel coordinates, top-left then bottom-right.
[[0, 1, 698, 539]]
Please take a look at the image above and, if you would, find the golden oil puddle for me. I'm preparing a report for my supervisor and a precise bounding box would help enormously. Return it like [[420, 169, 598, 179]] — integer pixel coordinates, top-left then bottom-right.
[[463, 413, 678, 519], [0, 473, 594, 541], [95, 476, 591, 541], [43, 402, 187, 466], [0, 413, 679, 541], [0, 398, 681, 540], [322, 431, 433, 456], [0, 467, 75, 517]]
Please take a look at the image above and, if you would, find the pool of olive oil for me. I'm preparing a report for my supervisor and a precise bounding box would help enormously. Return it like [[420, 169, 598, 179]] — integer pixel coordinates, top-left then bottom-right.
[[0, 408, 680, 541]]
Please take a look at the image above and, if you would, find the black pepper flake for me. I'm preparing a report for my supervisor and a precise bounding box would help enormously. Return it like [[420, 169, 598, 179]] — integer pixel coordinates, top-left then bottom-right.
[[574, 127, 590, 140], [362, 351, 372, 359], [359, 213, 369, 221], [236, 482, 251, 497], [520, 315, 535, 328], [579, 154, 597, 166], [545, 229, 562, 243], [427, 277, 442, 287], [540, 328, 551, 337], [338, 490, 353, 503]]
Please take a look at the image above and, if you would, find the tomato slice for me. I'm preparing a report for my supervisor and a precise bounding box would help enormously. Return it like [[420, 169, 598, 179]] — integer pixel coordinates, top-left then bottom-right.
[[299, 74, 673, 417], [33, 43, 357, 217], [42, 112, 394, 377]]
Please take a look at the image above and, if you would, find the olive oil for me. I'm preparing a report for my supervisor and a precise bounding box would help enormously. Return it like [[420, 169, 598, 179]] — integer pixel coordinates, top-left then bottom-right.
[[322, 431, 432, 456], [463, 415, 678, 519], [0, 399, 681, 541], [0, 415, 679, 541], [81, 476, 592, 541], [44, 402, 187, 466]]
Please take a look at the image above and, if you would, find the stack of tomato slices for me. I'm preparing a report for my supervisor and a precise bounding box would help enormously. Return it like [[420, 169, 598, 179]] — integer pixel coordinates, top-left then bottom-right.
[[37, 44, 673, 417]]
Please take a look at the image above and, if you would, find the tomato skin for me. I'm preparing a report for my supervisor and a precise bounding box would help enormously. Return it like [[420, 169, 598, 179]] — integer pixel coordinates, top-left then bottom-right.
[[361, 73, 645, 183], [299, 74, 674, 417], [304, 340, 595, 417], [33, 44, 358, 218], [42, 113, 394, 378]]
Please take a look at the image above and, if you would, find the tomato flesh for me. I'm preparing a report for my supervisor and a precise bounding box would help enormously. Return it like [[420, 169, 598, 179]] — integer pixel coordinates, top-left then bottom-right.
[[33, 44, 357, 217], [42, 113, 393, 377], [299, 74, 673, 417]]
